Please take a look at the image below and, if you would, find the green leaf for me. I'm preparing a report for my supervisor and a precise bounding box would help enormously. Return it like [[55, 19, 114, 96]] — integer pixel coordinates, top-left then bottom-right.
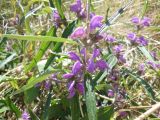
[[6, 97, 21, 118], [13, 71, 54, 95], [85, 74, 97, 120], [54, 0, 65, 20], [2, 34, 77, 44], [44, 21, 77, 70], [0, 53, 17, 69], [24, 87, 39, 104], [125, 69, 155, 99], [25, 26, 56, 72], [138, 46, 154, 61], [70, 94, 80, 120], [97, 106, 114, 120]]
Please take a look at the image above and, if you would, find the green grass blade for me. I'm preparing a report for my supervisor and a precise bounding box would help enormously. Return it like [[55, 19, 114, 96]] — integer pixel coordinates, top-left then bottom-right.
[[0, 53, 17, 69], [138, 46, 154, 61], [25, 27, 56, 72], [13, 71, 54, 95], [2, 34, 77, 44], [44, 21, 77, 70], [125, 69, 155, 100], [70, 94, 80, 120]]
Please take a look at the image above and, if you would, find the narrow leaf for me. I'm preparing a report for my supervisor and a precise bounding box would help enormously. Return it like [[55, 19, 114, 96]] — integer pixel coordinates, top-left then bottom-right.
[[2, 34, 77, 44], [70, 94, 80, 120], [85, 75, 97, 120]]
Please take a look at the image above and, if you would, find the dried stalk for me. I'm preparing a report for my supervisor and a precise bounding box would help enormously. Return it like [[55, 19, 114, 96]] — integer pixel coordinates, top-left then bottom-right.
[[135, 102, 160, 120]]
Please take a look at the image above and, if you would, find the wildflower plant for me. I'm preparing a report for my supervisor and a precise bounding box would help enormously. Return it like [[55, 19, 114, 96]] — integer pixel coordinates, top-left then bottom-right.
[[0, 0, 160, 120]]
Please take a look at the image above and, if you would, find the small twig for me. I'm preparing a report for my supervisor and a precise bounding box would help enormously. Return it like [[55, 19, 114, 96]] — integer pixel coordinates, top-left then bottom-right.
[[135, 102, 160, 120], [95, 92, 114, 101]]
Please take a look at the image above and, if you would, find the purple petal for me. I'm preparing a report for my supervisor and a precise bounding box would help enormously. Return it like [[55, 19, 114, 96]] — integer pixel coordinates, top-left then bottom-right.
[[90, 13, 95, 19], [87, 58, 95, 73], [141, 17, 151, 26], [22, 111, 30, 120], [53, 10, 60, 21], [90, 15, 103, 30], [76, 82, 84, 95], [72, 61, 82, 75], [92, 48, 100, 58], [70, 0, 82, 13], [96, 59, 109, 71], [113, 45, 123, 53], [118, 55, 126, 63], [127, 33, 137, 42], [139, 63, 145, 72], [45, 81, 51, 90], [70, 27, 86, 39], [78, 9, 86, 19], [68, 88, 76, 99], [131, 17, 140, 24], [147, 61, 157, 69], [68, 52, 81, 61], [137, 36, 148, 46], [63, 73, 74, 79], [68, 81, 75, 91], [107, 89, 114, 97], [105, 35, 116, 42], [80, 48, 86, 61]]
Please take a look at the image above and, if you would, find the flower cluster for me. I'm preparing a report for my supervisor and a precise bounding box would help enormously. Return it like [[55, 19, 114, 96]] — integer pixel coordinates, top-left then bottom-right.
[[70, 15, 104, 40], [113, 45, 126, 63], [63, 48, 109, 98], [70, 0, 86, 19], [131, 16, 151, 27], [127, 16, 151, 46]]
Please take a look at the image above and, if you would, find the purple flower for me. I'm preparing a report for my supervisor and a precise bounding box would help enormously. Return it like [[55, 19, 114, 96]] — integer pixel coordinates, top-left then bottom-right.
[[141, 17, 151, 26], [63, 73, 74, 79], [70, 0, 82, 13], [68, 52, 81, 61], [119, 111, 127, 118], [90, 15, 103, 30], [139, 63, 145, 72], [131, 17, 140, 24], [21, 111, 30, 120], [87, 58, 95, 73], [118, 55, 126, 63], [137, 36, 148, 46], [147, 61, 157, 69], [76, 82, 84, 94], [105, 35, 116, 42], [53, 10, 60, 21], [150, 51, 157, 59], [80, 47, 86, 61], [96, 59, 109, 71], [127, 33, 137, 42], [72, 61, 83, 75], [45, 81, 51, 90], [70, 27, 86, 39], [113, 45, 123, 53], [53, 10, 62, 27], [92, 48, 100, 58], [68, 81, 76, 98], [107, 89, 114, 97], [78, 8, 86, 19], [90, 13, 95, 19]]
